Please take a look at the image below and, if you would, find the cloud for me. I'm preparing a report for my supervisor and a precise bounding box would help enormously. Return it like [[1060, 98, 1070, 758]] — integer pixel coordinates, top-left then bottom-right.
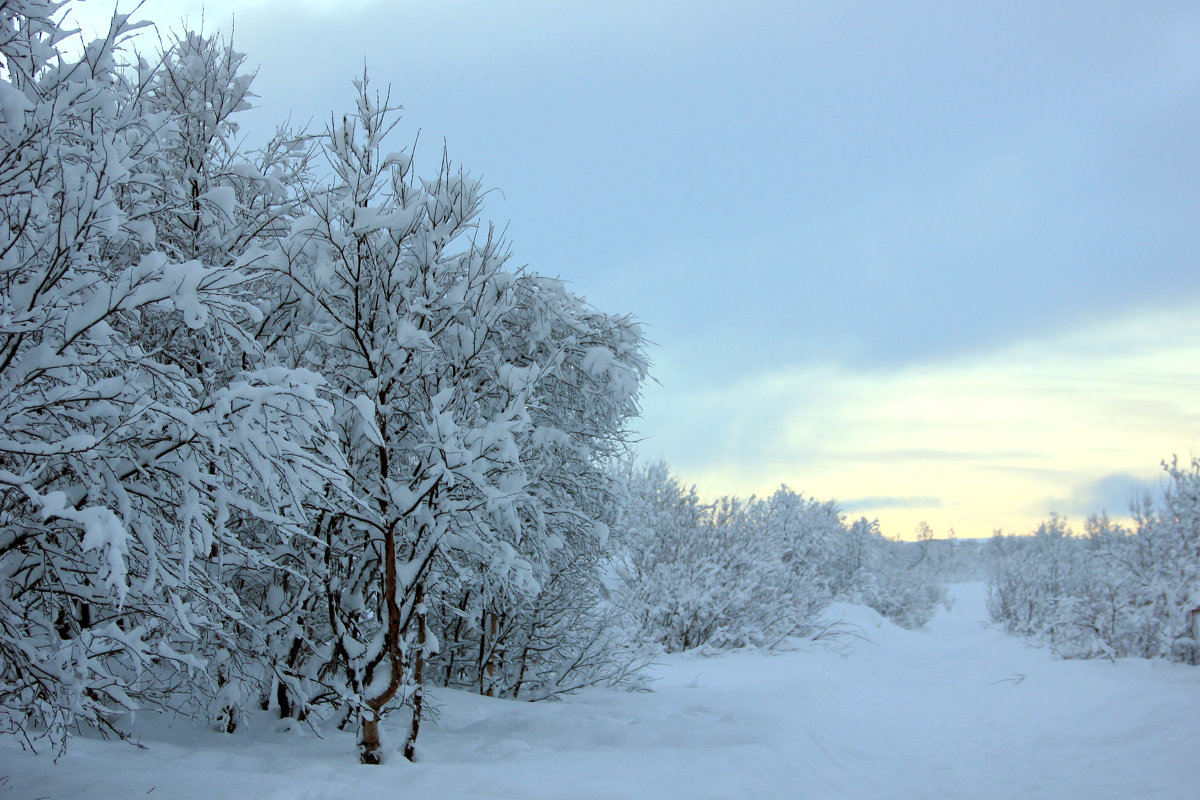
[[99, 0, 1200, 542], [833, 449, 1039, 465], [841, 496, 944, 513], [123, 0, 1200, 387], [1037, 472, 1164, 518], [646, 305, 1200, 538]]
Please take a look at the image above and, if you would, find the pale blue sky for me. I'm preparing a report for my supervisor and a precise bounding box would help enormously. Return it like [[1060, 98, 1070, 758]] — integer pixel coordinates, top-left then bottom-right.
[[70, 0, 1200, 537]]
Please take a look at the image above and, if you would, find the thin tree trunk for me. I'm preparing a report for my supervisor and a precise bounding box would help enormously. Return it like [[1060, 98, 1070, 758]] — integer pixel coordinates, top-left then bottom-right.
[[444, 590, 470, 686], [483, 609, 500, 697], [403, 581, 427, 762], [216, 664, 237, 734], [276, 674, 292, 719], [359, 519, 404, 764], [477, 606, 489, 694]]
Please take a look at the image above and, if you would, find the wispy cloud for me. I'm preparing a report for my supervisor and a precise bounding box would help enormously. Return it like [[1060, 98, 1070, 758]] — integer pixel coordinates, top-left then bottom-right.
[[832, 449, 1039, 465], [842, 496, 944, 512], [648, 306, 1200, 538], [98, 0, 1200, 542], [1034, 472, 1165, 519]]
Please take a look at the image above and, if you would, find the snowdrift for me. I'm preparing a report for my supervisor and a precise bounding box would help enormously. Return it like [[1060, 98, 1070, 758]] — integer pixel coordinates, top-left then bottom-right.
[[5, 584, 1200, 799]]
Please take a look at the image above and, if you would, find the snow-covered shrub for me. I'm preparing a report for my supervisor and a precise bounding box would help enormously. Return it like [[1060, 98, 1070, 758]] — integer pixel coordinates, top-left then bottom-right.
[[988, 458, 1200, 664], [988, 516, 1149, 658], [841, 519, 946, 630], [0, 2, 647, 762], [431, 546, 650, 701], [612, 466, 813, 652], [256, 78, 648, 761], [987, 514, 1084, 642], [425, 276, 651, 703], [0, 5, 336, 754], [612, 465, 945, 653]]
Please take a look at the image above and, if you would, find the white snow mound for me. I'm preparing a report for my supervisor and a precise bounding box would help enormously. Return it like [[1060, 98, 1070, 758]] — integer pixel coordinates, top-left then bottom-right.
[[5, 583, 1200, 800]]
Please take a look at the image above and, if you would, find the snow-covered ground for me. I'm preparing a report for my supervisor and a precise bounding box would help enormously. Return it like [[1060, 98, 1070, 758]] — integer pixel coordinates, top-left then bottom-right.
[[5, 583, 1199, 799]]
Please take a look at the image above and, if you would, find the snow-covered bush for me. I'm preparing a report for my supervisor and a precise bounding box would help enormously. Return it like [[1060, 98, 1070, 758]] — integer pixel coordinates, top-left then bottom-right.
[[431, 546, 651, 701], [0, 4, 337, 754], [987, 514, 1084, 642], [839, 519, 946, 630], [254, 77, 649, 760], [612, 465, 804, 652], [988, 458, 1200, 664], [426, 277, 652, 703], [988, 515, 1145, 658], [0, 2, 647, 762], [612, 464, 945, 653]]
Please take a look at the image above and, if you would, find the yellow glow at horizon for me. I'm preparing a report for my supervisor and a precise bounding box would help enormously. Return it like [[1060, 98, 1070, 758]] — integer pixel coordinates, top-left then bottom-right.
[[668, 307, 1200, 540]]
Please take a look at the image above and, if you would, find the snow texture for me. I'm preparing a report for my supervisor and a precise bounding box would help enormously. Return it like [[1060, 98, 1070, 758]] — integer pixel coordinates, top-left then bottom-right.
[[5, 583, 1198, 799]]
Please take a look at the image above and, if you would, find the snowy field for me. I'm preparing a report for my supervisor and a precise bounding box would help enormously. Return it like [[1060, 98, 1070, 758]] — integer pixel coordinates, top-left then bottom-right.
[[5, 583, 1199, 800]]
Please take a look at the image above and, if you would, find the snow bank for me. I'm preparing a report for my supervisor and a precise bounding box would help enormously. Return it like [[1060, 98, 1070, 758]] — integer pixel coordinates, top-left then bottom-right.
[[5, 584, 1200, 799]]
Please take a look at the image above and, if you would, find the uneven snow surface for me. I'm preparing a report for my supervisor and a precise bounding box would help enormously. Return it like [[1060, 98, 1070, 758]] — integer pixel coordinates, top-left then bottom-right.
[[6, 583, 1199, 799]]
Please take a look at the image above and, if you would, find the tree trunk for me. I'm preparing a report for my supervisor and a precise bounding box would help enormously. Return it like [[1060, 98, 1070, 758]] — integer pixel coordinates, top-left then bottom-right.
[[215, 664, 237, 734], [403, 581, 427, 762], [359, 518, 404, 764], [483, 609, 501, 697], [276, 675, 292, 719], [360, 711, 382, 765]]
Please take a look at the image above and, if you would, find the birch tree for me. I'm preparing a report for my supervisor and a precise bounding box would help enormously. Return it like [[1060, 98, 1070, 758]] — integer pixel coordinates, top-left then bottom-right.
[[0, 3, 337, 752]]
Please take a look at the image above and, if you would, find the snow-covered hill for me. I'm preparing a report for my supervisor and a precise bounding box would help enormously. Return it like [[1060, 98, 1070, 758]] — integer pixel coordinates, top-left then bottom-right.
[[5, 583, 1199, 799]]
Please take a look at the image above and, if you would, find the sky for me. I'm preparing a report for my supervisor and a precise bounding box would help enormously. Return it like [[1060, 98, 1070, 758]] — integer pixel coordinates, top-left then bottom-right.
[[65, 0, 1200, 538]]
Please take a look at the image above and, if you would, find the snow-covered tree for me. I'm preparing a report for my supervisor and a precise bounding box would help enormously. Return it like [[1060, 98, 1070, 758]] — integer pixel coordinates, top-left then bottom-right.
[[616, 468, 826, 652], [988, 459, 1200, 664], [428, 277, 650, 702], [1, 2, 651, 762], [130, 27, 340, 733], [612, 465, 945, 653], [0, 3, 337, 753], [263, 78, 647, 762]]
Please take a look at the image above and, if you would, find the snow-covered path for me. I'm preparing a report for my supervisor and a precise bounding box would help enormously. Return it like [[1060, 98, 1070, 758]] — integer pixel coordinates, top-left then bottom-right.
[[6, 583, 1200, 799]]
